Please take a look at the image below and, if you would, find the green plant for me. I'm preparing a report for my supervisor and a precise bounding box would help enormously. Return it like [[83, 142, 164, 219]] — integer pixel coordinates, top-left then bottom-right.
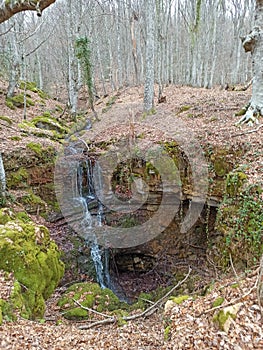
[[75, 36, 98, 119], [216, 179, 263, 267]]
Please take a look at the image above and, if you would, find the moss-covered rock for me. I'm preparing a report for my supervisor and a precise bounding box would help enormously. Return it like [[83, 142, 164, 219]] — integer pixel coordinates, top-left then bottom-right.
[[0, 115, 12, 125], [0, 209, 64, 319], [18, 113, 68, 141], [19, 81, 49, 99], [58, 282, 128, 320], [213, 303, 242, 333], [6, 93, 35, 109], [31, 114, 69, 135]]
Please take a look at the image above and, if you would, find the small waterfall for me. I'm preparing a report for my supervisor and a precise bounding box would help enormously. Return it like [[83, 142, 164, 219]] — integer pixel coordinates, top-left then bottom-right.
[[76, 159, 111, 289], [90, 241, 107, 289]]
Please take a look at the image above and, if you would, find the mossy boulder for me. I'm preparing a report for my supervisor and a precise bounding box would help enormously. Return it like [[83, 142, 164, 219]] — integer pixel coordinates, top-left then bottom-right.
[[18, 113, 68, 140], [58, 282, 128, 320], [31, 113, 69, 135], [19, 81, 49, 99], [6, 93, 35, 109], [0, 115, 12, 125], [0, 209, 64, 319]]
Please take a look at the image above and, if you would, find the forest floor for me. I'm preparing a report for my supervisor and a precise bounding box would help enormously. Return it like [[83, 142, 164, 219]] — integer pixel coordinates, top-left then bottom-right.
[[0, 81, 262, 349]]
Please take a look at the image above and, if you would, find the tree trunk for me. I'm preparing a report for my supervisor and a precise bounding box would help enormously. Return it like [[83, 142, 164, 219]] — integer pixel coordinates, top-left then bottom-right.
[[0, 153, 6, 204], [7, 26, 20, 98], [144, 0, 155, 112], [238, 0, 263, 124]]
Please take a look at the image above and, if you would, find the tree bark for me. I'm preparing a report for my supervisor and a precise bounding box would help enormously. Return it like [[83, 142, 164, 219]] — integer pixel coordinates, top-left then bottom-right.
[[7, 25, 20, 98], [144, 0, 155, 112], [0, 0, 56, 23], [238, 0, 263, 124], [0, 153, 6, 203]]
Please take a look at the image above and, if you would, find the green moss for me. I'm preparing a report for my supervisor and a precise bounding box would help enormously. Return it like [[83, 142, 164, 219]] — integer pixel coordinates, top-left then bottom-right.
[[164, 325, 171, 341], [0, 298, 15, 322], [171, 295, 189, 305], [26, 142, 43, 156], [179, 105, 191, 113], [212, 297, 224, 308], [0, 115, 12, 125], [214, 180, 263, 268], [0, 208, 12, 224], [0, 209, 64, 319], [225, 171, 247, 197], [213, 310, 232, 331], [0, 304, 2, 325], [10, 136, 21, 141], [62, 307, 88, 319], [141, 108, 157, 119], [55, 105, 63, 113], [37, 90, 49, 100], [16, 211, 31, 223], [6, 94, 35, 109], [7, 167, 28, 189], [5, 99, 15, 110], [58, 282, 128, 320], [15, 191, 47, 216], [19, 81, 49, 99], [19, 81, 38, 93], [235, 108, 247, 117], [213, 159, 228, 177], [31, 114, 69, 135], [213, 305, 240, 332]]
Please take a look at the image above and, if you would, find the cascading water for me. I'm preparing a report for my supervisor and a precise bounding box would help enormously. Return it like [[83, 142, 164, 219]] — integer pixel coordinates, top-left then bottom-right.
[[76, 158, 111, 289]]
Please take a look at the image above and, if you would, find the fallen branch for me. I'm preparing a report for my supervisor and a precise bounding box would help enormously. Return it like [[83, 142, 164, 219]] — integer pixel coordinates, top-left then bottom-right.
[[73, 299, 113, 319], [78, 266, 192, 329], [232, 123, 263, 137]]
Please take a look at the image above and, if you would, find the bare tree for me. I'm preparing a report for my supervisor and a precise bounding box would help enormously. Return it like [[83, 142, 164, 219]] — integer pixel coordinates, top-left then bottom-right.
[[144, 0, 155, 112], [238, 0, 263, 124], [6, 21, 20, 97]]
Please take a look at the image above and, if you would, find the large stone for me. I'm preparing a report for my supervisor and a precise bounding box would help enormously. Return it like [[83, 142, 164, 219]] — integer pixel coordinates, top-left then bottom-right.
[[0, 209, 64, 320]]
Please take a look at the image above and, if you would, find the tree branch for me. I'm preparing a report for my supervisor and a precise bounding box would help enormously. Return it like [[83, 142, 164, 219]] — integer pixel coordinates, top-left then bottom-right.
[[0, 0, 56, 24]]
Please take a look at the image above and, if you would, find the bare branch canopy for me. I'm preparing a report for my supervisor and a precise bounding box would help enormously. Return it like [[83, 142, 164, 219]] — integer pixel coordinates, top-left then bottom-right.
[[0, 0, 56, 23]]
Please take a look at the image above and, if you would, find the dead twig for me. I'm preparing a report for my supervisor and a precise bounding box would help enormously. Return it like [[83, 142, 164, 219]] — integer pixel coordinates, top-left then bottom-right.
[[229, 253, 239, 281], [78, 266, 192, 329], [73, 299, 113, 319]]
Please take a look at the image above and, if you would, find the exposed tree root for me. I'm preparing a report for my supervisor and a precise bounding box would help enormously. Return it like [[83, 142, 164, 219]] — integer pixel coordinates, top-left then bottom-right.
[[236, 105, 260, 126]]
